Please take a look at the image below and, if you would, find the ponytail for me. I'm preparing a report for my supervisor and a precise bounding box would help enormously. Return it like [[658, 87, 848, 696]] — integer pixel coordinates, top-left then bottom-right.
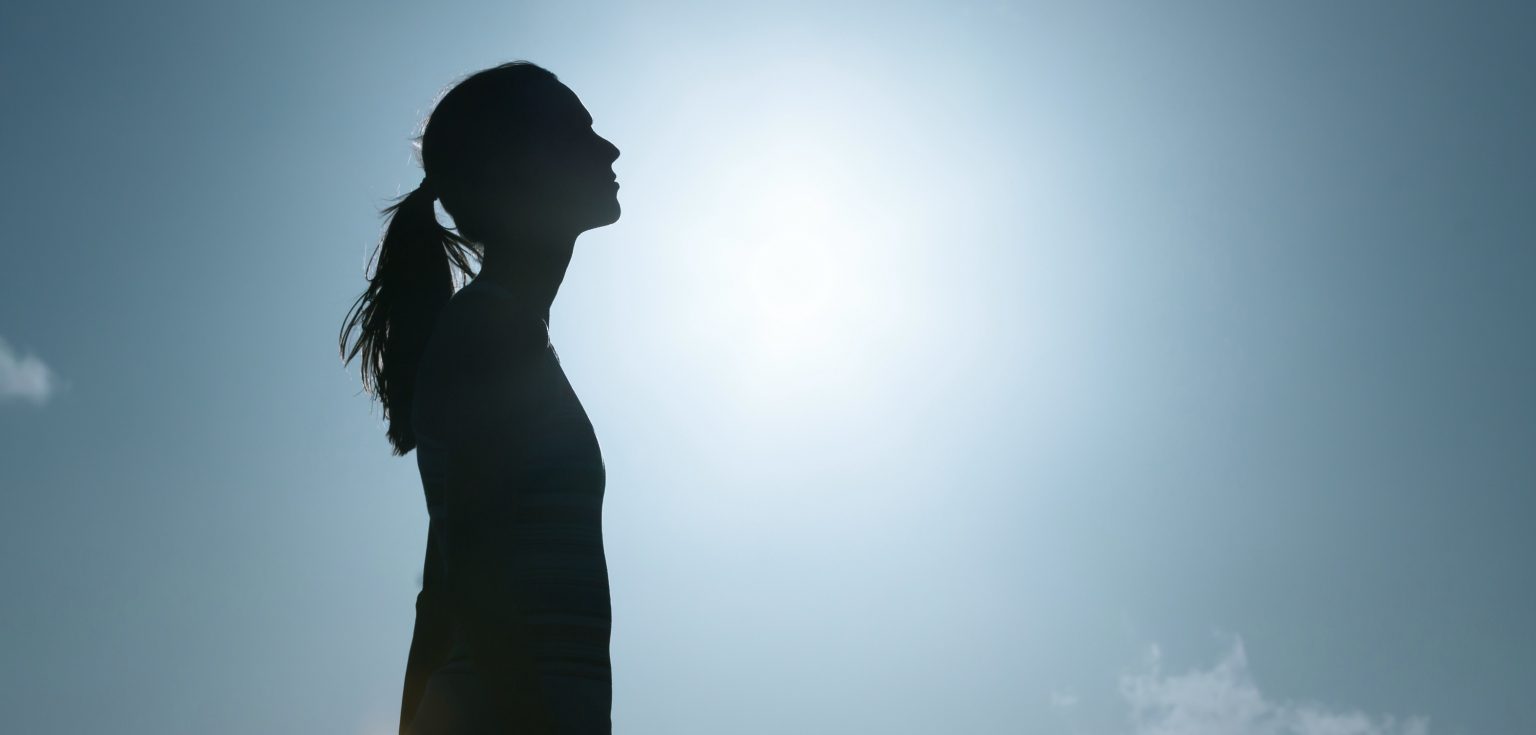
[[340, 179, 478, 455]]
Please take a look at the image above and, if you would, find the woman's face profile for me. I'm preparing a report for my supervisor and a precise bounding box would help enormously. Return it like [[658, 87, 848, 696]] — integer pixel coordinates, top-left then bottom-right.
[[496, 78, 622, 238]]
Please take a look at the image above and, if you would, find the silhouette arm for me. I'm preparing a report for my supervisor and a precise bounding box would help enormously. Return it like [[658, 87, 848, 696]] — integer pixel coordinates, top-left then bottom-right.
[[437, 314, 561, 734]]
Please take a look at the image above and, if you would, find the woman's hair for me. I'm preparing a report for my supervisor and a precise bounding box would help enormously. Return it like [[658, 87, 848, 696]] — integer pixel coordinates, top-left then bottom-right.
[[340, 60, 558, 455]]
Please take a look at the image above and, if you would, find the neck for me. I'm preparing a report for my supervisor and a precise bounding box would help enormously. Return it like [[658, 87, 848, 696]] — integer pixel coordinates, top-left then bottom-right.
[[473, 231, 578, 326]]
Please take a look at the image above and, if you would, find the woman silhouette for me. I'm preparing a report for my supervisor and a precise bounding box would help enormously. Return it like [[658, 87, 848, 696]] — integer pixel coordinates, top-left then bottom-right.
[[340, 61, 621, 735]]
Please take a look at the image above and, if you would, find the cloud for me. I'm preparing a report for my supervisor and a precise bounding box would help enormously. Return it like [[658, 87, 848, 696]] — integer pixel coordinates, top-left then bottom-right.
[[0, 336, 56, 404], [1119, 637, 1430, 735]]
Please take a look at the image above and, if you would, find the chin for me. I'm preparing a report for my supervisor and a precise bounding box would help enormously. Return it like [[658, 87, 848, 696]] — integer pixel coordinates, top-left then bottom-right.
[[589, 200, 621, 229], [568, 192, 621, 233]]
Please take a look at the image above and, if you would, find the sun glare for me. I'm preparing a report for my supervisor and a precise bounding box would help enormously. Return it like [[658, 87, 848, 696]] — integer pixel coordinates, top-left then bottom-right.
[[655, 60, 933, 423]]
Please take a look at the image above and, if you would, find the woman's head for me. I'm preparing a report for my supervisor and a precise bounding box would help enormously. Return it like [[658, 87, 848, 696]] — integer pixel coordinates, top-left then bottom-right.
[[423, 62, 621, 246], [340, 60, 619, 455]]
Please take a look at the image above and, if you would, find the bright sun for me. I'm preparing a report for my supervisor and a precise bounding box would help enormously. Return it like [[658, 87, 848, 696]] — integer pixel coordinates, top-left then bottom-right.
[[657, 63, 930, 418]]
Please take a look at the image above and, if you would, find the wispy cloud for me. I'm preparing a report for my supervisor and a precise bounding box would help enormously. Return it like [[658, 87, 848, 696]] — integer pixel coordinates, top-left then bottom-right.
[[0, 336, 56, 404], [1119, 636, 1429, 735]]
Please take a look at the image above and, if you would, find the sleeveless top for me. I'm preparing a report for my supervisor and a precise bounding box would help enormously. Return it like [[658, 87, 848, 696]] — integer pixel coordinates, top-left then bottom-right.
[[409, 279, 612, 733]]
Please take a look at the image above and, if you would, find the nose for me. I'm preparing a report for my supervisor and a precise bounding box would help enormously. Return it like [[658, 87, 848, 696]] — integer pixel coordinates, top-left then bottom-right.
[[600, 135, 620, 164]]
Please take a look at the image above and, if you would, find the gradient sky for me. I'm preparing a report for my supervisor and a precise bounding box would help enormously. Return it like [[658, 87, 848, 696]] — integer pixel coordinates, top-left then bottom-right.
[[2, 2, 1533, 734]]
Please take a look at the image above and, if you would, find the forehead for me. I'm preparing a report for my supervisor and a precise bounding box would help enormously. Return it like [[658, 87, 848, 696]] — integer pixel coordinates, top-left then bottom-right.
[[519, 78, 593, 126]]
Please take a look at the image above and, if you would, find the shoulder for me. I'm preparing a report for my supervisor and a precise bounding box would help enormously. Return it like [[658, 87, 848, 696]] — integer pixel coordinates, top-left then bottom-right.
[[419, 281, 551, 408], [430, 283, 548, 362]]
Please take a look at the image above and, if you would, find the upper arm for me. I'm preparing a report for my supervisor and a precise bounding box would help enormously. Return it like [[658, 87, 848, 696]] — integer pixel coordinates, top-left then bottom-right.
[[424, 292, 552, 546]]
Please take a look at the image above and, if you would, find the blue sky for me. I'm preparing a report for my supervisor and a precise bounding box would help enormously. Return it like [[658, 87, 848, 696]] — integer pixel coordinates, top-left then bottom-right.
[[1, 2, 1532, 733]]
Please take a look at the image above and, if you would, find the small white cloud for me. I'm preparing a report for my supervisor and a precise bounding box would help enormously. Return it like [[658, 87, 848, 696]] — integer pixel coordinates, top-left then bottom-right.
[[1050, 690, 1079, 709], [0, 336, 56, 404], [1119, 636, 1430, 735]]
